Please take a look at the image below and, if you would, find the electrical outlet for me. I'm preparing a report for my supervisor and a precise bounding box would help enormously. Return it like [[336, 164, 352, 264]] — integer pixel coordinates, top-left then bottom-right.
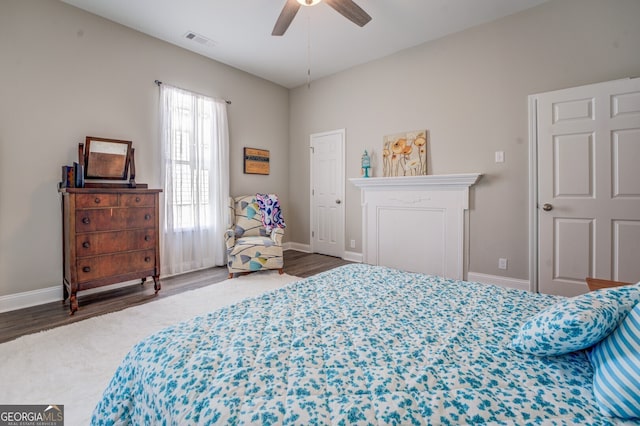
[[350, 239, 356, 249], [498, 258, 508, 270]]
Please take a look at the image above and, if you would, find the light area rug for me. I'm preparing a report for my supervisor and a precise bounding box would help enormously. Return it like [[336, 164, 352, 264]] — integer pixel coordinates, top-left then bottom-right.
[[0, 271, 300, 425]]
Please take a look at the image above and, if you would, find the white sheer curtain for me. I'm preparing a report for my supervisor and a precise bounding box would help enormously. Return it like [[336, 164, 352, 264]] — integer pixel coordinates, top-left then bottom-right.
[[159, 84, 229, 276]]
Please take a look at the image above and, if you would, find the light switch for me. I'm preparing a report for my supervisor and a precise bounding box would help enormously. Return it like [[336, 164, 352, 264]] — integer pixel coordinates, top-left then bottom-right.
[[495, 151, 505, 163]]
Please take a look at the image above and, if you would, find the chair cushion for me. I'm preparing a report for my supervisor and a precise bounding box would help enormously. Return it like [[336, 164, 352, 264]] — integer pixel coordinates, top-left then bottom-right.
[[229, 236, 278, 255]]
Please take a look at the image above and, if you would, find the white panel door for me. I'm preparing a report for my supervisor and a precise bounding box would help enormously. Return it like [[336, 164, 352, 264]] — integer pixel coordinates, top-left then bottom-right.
[[310, 129, 345, 258], [536, 78, 640, 296]]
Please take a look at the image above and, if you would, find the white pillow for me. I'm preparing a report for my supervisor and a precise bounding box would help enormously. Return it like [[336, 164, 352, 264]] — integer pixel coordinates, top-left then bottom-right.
[[588, 302, 640, 419]]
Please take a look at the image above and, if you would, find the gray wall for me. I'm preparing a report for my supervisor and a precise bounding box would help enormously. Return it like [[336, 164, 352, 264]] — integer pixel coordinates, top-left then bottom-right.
[[0, 1, 289, 298], [2, 0, 640, 302], [288, 0, 640, 280]]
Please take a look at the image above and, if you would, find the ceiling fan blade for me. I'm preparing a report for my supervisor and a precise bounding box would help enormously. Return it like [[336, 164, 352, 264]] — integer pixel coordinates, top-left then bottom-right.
[[324, 0, 372, 27], [272, 0, 301, 36]]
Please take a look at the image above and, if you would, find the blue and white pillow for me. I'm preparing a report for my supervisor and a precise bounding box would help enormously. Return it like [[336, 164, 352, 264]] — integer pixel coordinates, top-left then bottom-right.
[[588, 302, 640, 419], [512, 291, 621, 356], [601, 284, 640, 317]]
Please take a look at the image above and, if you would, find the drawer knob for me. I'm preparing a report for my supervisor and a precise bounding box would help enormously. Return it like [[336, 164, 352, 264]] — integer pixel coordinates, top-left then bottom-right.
[[145, 257, 151, 262], [82, 241, 90, 248], [94, 197, 101, 204], [135, 197, 141, 202], [144, 214, 151, 220], [82, 266, 91, 273], [144, 235, 151, 242], [82, 217, 90, 224]]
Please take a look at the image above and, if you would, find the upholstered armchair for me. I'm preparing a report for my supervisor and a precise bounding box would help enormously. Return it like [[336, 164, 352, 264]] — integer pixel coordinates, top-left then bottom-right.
[[225, 194, 285, 278]]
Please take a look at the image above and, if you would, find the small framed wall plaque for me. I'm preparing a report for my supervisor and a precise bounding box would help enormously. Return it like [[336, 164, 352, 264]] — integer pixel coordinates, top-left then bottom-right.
[[244, 147, 270, 175]]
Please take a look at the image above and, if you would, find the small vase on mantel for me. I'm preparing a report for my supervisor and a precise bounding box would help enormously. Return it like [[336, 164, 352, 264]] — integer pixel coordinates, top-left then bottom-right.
[[361, 150, 371, 178]]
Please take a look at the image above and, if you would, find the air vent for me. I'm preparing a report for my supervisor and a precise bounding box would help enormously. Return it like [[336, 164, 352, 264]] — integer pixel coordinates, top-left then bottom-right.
[[183, 31, 216, 47]]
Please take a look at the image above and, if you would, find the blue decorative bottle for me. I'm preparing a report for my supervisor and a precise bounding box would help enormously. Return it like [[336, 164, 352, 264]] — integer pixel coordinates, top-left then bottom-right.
[[361, 150, 371, 178]]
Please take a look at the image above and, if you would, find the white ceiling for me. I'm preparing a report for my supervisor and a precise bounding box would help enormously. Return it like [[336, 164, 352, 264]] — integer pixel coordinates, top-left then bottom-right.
[[61, 0, 548, 89]]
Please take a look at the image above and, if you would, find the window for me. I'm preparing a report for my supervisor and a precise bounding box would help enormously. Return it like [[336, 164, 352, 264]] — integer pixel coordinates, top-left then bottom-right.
[[166, 98, 213, 230], [159, 84, 229, 274]]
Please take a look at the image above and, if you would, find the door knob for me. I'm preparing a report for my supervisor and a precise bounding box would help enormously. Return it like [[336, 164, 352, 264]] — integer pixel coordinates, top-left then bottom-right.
[[335, 199, 342, 204], [542, 203, 553, 211]]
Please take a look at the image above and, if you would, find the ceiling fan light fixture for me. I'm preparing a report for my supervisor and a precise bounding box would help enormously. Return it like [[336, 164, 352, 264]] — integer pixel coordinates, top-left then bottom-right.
[[273, 0, 371, 37], [297, 0, 321, 6]]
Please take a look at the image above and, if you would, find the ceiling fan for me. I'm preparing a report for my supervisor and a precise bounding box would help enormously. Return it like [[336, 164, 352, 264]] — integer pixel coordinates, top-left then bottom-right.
[[272, 0, 372, 36]]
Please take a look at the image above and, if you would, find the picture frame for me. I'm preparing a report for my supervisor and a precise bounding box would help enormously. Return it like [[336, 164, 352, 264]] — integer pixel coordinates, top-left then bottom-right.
[[382, 130, 427, 177], [244, 147, 270, 175]]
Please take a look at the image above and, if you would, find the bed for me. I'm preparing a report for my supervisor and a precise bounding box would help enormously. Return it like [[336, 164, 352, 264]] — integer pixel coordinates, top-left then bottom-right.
[[92, 264, 640, 425]]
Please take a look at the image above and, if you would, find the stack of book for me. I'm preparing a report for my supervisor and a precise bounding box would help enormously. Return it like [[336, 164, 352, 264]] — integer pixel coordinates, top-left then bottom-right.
[[60, 162, 84, 188]]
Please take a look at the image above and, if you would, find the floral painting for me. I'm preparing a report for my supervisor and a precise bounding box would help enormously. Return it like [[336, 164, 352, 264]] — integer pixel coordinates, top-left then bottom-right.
[[382, 130, 427, 177]]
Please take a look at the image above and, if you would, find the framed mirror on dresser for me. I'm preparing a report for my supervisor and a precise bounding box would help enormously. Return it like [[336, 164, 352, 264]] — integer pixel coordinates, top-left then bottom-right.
[[59, 137, 162, 314], [84, 136, 132, 180]]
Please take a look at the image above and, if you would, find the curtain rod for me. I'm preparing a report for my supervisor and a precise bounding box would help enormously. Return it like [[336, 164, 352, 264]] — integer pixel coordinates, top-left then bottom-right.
[[154, 80, 231, 105]]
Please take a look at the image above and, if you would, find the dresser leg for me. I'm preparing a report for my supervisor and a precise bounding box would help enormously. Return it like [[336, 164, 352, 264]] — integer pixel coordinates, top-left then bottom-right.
[[69, 294, 78, 315], [153, 276, 161, 293], [141, 277, 147, 285]]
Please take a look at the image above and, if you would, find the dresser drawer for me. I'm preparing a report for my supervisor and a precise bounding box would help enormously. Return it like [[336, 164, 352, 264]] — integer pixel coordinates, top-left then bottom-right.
[[75, 193, 119, 209], [76, 249, 156, 283], [75, 207, 155, 233], [121, 193, 156, 207], [76, 229, 156, 256]]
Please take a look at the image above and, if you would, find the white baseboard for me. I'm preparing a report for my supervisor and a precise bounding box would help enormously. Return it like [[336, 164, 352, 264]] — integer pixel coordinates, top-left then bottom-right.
[[0, 279, 151, 313], [0, 286, 62, 314], [467, 272, 531, 292], [343, 251, 363, 263], [285, 243, 362, 263], [284, 242, 311, 252]]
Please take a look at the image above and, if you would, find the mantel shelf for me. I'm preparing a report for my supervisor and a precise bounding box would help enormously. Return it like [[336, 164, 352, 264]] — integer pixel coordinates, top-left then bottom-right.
[[349, 173, 482, 189]]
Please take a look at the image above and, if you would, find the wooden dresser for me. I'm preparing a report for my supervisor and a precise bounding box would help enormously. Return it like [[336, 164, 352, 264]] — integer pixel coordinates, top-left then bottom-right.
[[60, 187, 162, 314], [586, 277, 632, 291]]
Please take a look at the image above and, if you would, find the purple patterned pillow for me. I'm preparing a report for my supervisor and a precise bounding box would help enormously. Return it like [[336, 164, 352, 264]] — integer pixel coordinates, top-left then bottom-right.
[[256, 193, 286, 233]]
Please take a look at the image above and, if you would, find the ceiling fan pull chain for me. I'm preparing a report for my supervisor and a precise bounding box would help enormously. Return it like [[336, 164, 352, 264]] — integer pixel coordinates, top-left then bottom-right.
[[307, 15, 312, 89]]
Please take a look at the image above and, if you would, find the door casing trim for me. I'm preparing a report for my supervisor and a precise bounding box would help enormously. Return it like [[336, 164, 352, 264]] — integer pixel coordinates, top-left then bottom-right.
[[528, 95, 539, 293]]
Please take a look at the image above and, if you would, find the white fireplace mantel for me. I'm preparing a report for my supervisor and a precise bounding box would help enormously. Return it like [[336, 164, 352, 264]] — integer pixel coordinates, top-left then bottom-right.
[[350, 173, 481, 191], [350, 173, 481, 280]]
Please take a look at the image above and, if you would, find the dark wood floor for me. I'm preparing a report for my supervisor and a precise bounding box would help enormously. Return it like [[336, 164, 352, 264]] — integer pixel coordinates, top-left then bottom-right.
[[0, 250, 352, 344]]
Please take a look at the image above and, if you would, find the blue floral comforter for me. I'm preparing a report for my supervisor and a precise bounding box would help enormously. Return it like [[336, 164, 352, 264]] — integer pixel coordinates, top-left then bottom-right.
[[92, 264, 637, 425]]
